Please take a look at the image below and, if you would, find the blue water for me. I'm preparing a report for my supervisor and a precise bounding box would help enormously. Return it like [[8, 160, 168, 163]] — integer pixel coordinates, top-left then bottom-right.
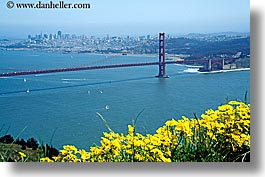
[[0, 50, 250, 149]]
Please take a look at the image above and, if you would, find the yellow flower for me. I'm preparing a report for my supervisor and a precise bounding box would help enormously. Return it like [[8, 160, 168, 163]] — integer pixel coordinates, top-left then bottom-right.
[[165, 119, 177, 127], [126, 149, 133, 155], [79, 149, 90, 161], [40, 157, 54, 162], [63, 145, 78, 154], [60, 149, 69, 156], [134, 139, 142, 147], [161, 156, 171, 162], [52, 156, 61, 162], [19, 152, 26, 158], [135, 153, 144, 161], [228, 100, 243, 105], [128, 125, 134, 135]]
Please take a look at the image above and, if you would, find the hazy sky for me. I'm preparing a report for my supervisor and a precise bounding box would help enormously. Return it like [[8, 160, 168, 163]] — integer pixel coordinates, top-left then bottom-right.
[[0, 0, 250, 38]]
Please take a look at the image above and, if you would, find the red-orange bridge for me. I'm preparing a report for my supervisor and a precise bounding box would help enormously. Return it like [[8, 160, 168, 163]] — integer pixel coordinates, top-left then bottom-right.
[[0, 58, 231, 78]]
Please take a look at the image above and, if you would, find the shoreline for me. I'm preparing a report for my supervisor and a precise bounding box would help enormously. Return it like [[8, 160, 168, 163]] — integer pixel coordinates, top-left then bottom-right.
[[1, 48, 160, 58], [199, 68, 250, 74], [93, 53, 158, 58], [2, 48, 185, 59]]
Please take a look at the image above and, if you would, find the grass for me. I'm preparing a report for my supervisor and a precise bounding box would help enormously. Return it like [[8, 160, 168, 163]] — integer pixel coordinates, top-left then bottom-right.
[[0, 144, 43, 162]]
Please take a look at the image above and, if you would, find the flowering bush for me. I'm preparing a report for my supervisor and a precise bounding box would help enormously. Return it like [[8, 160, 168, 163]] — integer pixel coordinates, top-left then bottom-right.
[[40, 100, 250, 162]]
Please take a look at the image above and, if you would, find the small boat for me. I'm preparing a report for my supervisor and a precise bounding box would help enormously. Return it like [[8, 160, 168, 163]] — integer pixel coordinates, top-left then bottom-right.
[[105, 105, 110, 110], [23, 78, 27, 82], [26, 89, 30, 93]]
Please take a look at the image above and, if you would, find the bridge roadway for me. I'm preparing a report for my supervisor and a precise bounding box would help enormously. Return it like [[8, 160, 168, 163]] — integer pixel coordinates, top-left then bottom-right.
[[0, 59, 209, 77]]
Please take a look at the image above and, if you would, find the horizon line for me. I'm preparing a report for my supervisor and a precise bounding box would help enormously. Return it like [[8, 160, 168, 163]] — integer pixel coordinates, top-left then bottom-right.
[[0, 31, 250, 40]]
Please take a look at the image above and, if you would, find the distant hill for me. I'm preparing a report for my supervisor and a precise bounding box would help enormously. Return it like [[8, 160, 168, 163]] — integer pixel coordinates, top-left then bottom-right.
[[165, 36, 250, 60], [128, 33, 250, 60]]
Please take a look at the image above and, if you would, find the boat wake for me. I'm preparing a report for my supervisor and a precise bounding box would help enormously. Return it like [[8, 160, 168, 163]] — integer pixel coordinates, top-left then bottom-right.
[[61, 78, 87, 81], [183, 68, 200, 73], [35, 73, 56, 77]]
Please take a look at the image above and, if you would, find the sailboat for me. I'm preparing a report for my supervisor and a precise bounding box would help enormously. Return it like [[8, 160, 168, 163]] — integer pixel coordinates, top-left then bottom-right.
[[105, 105, 110, 110]]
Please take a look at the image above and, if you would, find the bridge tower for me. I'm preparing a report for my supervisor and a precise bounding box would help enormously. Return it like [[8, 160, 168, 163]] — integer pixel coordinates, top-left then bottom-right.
[[208, 59, 212, 71], [222, 58, 225, 70], [156, 33, 168, 78], [208, 58, 225, 71]]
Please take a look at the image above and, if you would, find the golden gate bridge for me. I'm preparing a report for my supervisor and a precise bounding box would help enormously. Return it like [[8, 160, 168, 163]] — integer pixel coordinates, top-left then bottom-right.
[[0, 33, 235, 78]]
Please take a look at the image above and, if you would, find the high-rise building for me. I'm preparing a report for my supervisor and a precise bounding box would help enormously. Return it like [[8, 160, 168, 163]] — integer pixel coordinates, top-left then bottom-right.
[[65, 34, 70, 40], [43, 34, 48, 39], [49, 34, 53, 40], [57, 31, 62, 39], [147, 35, 151, 40]]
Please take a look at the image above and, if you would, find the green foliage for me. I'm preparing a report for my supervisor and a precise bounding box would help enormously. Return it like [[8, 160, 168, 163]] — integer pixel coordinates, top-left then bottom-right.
[[0, 127, 59, 162]]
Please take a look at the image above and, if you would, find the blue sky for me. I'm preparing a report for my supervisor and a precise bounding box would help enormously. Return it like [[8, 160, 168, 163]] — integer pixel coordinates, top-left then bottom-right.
[[0, 0, 250, 38]]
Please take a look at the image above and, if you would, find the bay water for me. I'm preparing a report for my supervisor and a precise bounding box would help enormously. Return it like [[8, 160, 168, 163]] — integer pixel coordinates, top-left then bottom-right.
[[0, 50, 250, 149]]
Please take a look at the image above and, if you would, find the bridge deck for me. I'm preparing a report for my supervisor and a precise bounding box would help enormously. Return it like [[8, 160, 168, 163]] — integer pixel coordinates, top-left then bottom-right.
[[0, 59, 214, 77]]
